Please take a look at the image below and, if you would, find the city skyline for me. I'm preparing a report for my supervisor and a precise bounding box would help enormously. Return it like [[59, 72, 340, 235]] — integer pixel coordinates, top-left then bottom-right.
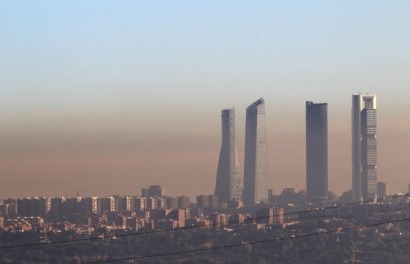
[[0, 92, 408, 200], [1, 1, 410, 199]]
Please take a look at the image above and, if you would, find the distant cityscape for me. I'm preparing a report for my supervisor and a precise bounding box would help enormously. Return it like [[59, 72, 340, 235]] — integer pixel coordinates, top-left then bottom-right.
[[1, 183, 410, 234], [2, 94, 410, 263], [2, 0, 409, 261], [1, 93, 410, 235]]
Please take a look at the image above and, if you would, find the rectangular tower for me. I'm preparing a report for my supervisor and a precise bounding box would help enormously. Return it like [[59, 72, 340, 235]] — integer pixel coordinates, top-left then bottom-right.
[[306, 101, 328, 202], [243, 98, 268, 205], [214, 108, 242, 203], [352, 94, 377, 201]]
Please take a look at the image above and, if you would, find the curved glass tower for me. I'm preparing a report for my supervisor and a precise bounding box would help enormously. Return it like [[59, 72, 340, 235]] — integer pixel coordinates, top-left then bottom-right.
[[214, 108, 242, 203], [243, 98, 268, 205]]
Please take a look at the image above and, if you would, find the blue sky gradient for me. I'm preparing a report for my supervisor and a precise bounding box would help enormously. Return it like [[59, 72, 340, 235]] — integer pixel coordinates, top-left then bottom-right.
[[1, 1, 410, 198]]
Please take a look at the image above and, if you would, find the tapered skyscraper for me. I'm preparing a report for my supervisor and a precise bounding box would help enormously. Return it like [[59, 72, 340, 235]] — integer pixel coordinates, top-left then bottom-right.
[[352, 94, 377, 201], [215, 109, 242, 203], [243, 98, 268, 205], [306, 101, 328, 201]]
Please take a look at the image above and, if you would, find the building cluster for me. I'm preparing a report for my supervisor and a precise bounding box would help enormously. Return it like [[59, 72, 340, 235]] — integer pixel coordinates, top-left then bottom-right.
[[0, 185, 285, 234], [215, 94, 387, 207], [1, 93, 405, 236], [215, 98, 268, 206]]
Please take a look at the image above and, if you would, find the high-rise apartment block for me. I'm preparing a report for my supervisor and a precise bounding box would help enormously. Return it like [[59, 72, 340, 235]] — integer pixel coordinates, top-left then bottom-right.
[[196, 195, 219, 209], [16, 197, 51, 217], [306, 101, 328, 201], [243, 98, 268, 205], [177, 196, 190, 208], [142, 185, 166, 197], [377, 182, 388, 198], [352, 94, 377, 201], [214, 108, 242, 203]]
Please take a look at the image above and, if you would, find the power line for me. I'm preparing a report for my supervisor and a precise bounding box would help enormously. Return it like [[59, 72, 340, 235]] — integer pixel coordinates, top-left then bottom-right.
[[0, 200, 395, 250], [88, 216, 410, 263], [0, 200, 396, 249]]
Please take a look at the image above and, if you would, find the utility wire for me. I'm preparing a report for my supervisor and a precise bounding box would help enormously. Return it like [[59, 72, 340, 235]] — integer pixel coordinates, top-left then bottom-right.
[[0, 200, 398, 250], [88, 216, 410, 263], [0, 199, 379, 240]]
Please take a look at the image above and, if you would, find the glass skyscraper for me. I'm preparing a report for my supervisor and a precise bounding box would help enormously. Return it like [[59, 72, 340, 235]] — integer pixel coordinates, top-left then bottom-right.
[[243, 98, 268, 205], [352, 94, 377, 201], [306, 101, 328, 202], [214, 108, 242, 203]]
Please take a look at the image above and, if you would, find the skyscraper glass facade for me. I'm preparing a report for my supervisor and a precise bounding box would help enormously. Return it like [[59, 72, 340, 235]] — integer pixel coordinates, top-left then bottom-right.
[[243, 98, 268, 205], [306, 101, 328, 201], [352, 94, 377, 201], [214, 109, 242, 203]]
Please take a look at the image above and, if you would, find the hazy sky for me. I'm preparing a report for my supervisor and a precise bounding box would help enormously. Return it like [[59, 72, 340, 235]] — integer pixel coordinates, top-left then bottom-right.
[[1, 1, 410, 199]]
